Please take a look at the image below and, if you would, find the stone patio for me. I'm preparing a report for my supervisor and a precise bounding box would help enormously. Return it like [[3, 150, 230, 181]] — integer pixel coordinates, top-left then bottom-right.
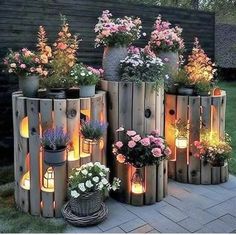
[[65, 175, 236, 233]]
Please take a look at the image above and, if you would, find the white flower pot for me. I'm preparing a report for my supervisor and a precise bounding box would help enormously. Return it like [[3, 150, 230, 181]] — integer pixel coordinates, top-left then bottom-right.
[[79, 85, 96, 98]]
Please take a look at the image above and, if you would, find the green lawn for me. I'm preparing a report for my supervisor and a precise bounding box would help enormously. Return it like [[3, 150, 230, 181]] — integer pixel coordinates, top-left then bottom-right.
[[220, 81, 236, 175]]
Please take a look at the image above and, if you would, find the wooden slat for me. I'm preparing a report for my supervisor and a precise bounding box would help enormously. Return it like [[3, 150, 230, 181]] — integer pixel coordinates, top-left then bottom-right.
[[163, 159, 168, 197], [200, 160, 212, 185], [168, 160, 176, 180], [176, 95, 188, 183], [41, 190, 54, 217], [131, 167, 144, 206], [212, 167, 221, 184], [219, 92, 226, 139], [27, 98, 41, 215], [159, 88, 165, 136], [201, 96, 212, 131], [221, 162, 229, 183], [101, 91, 107, 166], [212, 96, 222, 140], [156, 161, 164, 202], [188, 96, 201, 184], [19, 187, 30, 213], [132, 83, 145, 135], [91, 143, 101, 163], [53, 99, 67, 217], [145, 165, 156, 204]]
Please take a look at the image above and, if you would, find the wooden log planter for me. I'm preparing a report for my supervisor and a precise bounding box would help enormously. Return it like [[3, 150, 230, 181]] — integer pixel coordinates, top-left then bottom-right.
[[12, 91, 107, 218], [165, 91, 229, 185], [100, 80, 167, 205]]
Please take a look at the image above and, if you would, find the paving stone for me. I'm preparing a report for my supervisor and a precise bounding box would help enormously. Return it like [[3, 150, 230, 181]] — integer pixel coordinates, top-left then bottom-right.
[[119, 218, 147, 232], [195, 219, 234, 233], [219, 214, 236, 229], [220, 175, 236, 189], [104, 227, 125, 233], [65, 225, 103, 233], [178, 217, 203, 232], [148, 229, 160, 233], [130, 224, 154, 233], [158, 204, 188, 222]]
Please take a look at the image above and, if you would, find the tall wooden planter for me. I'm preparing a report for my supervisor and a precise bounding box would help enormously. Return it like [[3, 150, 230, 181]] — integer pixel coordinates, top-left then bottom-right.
[[100, 80, 167, 204], [164, 91, 229, 184], [12, 91, 107, 218]]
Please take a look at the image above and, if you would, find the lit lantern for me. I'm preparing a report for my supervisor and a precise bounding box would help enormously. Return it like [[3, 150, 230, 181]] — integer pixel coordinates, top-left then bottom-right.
[[43, 167, 54, 189], [68, 147, 75, 161], [175, 136, 188, 149], [20, 117, 29, 138], [21, 171, 30, 190], [131, 169, 144, 194]]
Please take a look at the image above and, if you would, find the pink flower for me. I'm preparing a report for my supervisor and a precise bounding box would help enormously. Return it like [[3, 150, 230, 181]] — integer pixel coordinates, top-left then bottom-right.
[[127, 130, 136, 137], [194, 141, 202, 149], [128, 140, 136, 148], [151, 129, 160, 136], [132, 134, 141, 142], [152, 148, 162, 157], [20, 64, 26, 69], [115, 141, 123, 149], [140, 138, 150, 146], [154, 137, 164, 145], [164, 147, 171, 156]]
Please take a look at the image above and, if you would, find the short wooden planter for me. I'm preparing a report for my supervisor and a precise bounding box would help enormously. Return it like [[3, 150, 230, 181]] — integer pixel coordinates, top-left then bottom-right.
[[12, 91, 107, 218], [164, 91, 229, 184], [115, 160, 168, 206]]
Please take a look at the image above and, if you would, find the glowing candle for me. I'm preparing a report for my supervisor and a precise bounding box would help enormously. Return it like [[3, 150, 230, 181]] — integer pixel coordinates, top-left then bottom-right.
[[175, 137, 188, 149]]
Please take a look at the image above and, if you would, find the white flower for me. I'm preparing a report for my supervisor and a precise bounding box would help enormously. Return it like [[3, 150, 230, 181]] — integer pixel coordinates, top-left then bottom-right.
[[143, 32, 147, 37], [101, 178, 108, 185], [98, 182, 103, 190], [94, 162, 101, 167], [78, 183, 86, 192], [88, 71, 92, 75], [75, 172, 79, 176], [93, 176, 99, 183], [88, 173, 92, 176], [99, 172, 105, 177], [71, 190, 80, 198], [81, 72, 86, 76], [8, 69, 13, 73], [10, 63, 16, 68], [81, 169, 88, 175], [85, 180, 93, 188], [87, 162, 93, 167]]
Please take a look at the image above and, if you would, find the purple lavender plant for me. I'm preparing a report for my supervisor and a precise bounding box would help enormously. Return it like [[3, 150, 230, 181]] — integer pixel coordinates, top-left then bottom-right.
[[42, 127, 70, 150]]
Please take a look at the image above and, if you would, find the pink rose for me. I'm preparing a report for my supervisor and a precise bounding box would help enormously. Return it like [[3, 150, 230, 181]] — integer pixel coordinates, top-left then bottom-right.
[[152, 148, 162, 157], [164, 147, 171, 156], [128, 140, 136, 148], [132, 134, 141, 142], [115, 141, 123, 149], [127, 130, 136, 137], [20, 64, 26, 69], [154, 137, 164, 145], [151, 129, 159, 136], [140, 138, 150, 146]]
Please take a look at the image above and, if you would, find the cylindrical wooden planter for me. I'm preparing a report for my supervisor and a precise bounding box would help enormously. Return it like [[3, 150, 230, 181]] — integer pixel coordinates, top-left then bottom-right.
[[12, 91, 107, 218], [100, 80, 167, 204], [164, 91, 229, 184]]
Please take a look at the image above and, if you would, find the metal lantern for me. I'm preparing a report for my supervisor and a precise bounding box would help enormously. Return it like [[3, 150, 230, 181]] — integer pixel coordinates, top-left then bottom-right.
[[43, 167, 54, 189], [131, 168, 144, 194], [175, 136, 188, 149]]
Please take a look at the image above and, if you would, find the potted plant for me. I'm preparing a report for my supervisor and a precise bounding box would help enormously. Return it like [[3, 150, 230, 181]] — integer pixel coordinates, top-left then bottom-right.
[[42, 127, 70, 166], [37, 15, 80, 98], [120, 46, 165, 91], [3, 48, 44, 97], [70, 63, 103, 97], [173, 69, 194, 95], [194, 132, 232, 167], [147, 15, 185, 78], [81, 120, 108, 153], [68, 162, 120, 216], [95, 10, 142, 81], [195, 80, 212, 96], [113, 128, 171, 168]]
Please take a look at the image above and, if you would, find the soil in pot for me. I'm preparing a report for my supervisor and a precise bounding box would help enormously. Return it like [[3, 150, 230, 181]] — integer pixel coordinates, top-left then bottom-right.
[[44, 147, 67, 166], [66, 87, 80, 98], [19, 75, 39, 98], [47, 88, 66, 99]]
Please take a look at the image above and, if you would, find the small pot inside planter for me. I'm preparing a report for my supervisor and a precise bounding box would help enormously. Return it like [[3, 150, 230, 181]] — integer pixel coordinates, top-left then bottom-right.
[[79, 85, 96, 98], [82, 138, 99, 154], [19, 75, 39, 98], [44, 147, 67, 166], [66, 87, 80, 98], [178, 86, 194, 96], [210, 159, 225, 167], [195, 90, 211, 96], [47, 88, 66, 99]]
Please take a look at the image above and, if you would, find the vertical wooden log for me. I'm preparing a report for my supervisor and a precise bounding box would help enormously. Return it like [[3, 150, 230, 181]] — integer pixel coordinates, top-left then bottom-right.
[[144, 83, 156, 134], [163, 159, 168, 197], [164, 94, 176, 161], [131, 167, 144, 206], [41, 191, 54, 217], [188, 96, 201, 184], [200, 160, 212, 185], [132, 83, 145, 134], [54, 99, 67, 217], [201, 96, 212, 131], [212, 96, 222, 140], [157, 161, 164, 202], [221, 162, 229, 183], [27, 98, 41, 215], [91, 143, 101, 163], [19, 187, 30, 213], [159, 88, 165, 136], [176, 95, 188, 183], [212, 167, 221, 184], [168, 161, 176, 180], [145, 165, 156, 204], [219, 92, 226, 139]]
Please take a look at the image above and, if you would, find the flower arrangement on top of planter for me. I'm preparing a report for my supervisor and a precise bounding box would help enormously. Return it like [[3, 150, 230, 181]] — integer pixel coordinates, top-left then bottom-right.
[[95, 10, 142, 81], [80, 120, 108, 154], [68, 162, 120, 218], [120, 46, 165, 90], [194, 131, 232, 167], [41, 127, 70, 166]]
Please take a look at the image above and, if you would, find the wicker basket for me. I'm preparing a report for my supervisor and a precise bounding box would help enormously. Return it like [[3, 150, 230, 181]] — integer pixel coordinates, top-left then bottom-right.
[[69, 190, 102, 216]]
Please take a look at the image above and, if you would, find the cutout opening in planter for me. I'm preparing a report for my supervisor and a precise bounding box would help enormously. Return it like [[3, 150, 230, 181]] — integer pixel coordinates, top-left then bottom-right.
[[131, 168, 144, 195], [20, 171, 30, 190], [20, 116, 29, 138]]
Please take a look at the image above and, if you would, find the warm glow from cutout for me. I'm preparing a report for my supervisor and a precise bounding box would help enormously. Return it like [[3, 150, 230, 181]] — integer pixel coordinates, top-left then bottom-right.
[[132, 183, 144, 194], [81, 109, 90, 119], [21, 171, 30, 190], [131, 169, 144, 194], [20, 117, 29, 138], [175, 137, 188, 149], [43, 167, 54, 192], [99, 139, 104, 150]]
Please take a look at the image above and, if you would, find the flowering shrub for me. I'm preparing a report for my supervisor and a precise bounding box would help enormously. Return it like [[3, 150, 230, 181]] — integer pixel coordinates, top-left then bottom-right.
[[38, 15, 80, 88], [3, 48, 44, 77], [81, 120, 108, 140], [185, 38, 216, 85], [69, 162, 120, 198], [173, 119, 188, 138], [94, 10, 142, 47], [194, 132, 232, 166], [120, 46, 165, 89], [148, 15, 184, 53], [113, 128, 171, 168], [70, 63, 102, 86], [42, 127, 70, 150]]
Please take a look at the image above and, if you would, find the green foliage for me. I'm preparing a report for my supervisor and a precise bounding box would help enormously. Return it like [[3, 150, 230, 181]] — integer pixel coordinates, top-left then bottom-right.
[[0, 166, 14, 186], [172, 69, 191, 87], [195, 80, 212, 93]]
